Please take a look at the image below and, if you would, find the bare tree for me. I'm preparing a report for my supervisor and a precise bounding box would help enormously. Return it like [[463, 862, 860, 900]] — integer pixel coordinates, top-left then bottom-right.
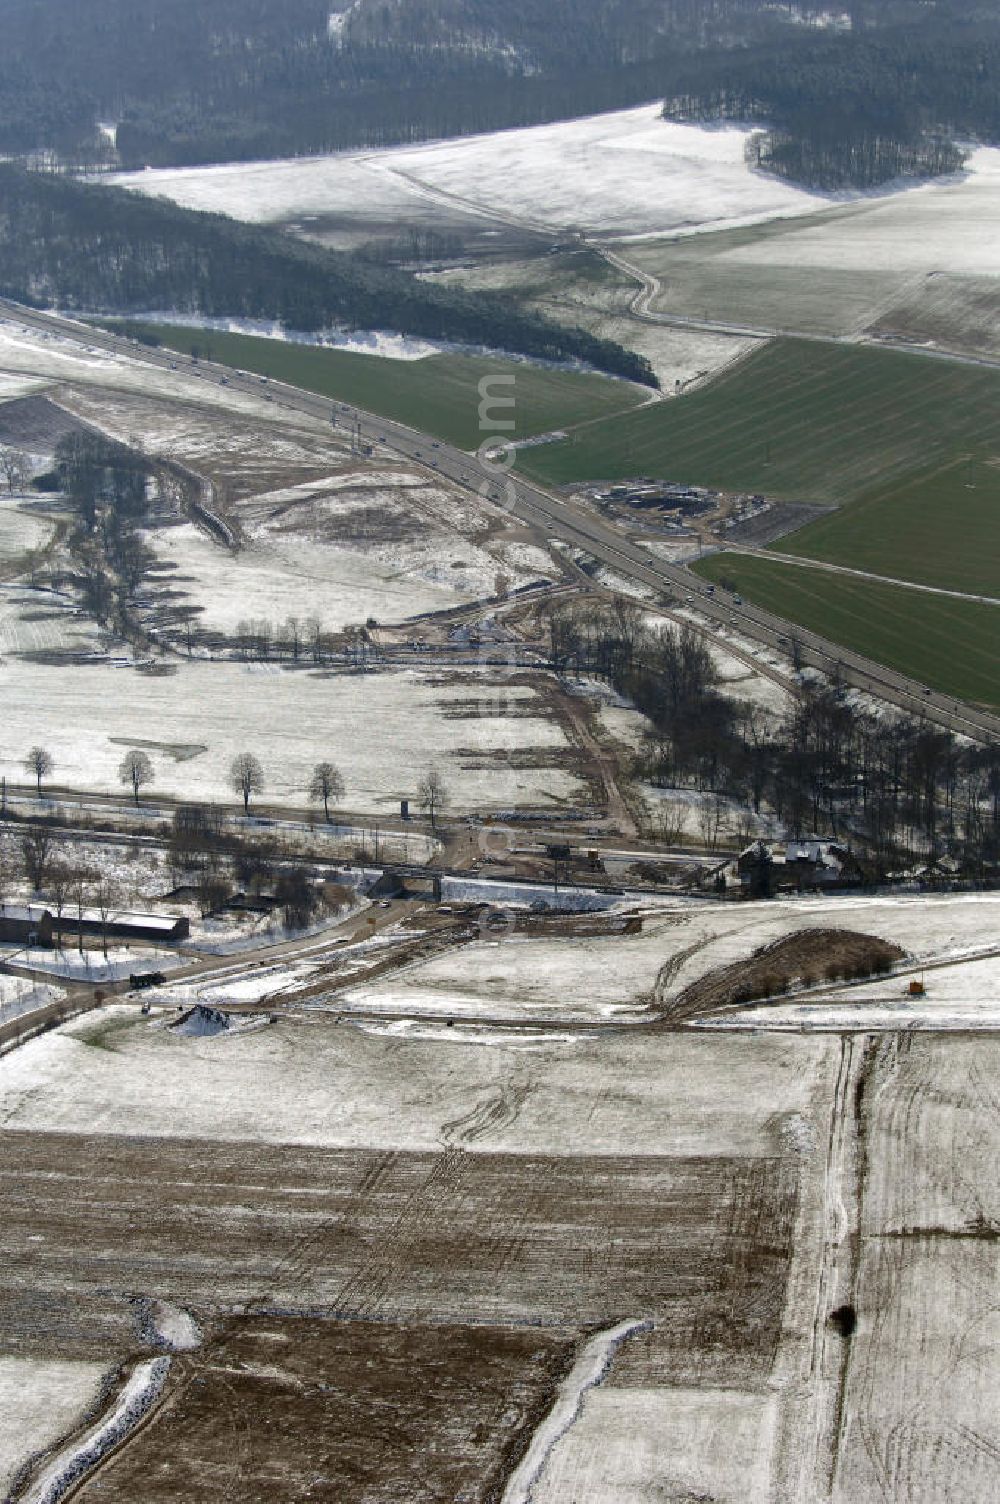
[[24, 746, 53, 798], [169, 802, 228, 883], [230, 752, 264, 815], [118, 748, 154, 808], [648, 805, 685, 847], [309, 761, 345, 823], [69, 867, 95, 955], [697, 793, 727, 851], [304, 615, 324, 664], [21, 825, 54, 891], [275, 869, 318, 929], [231, 834, 275, 895], [787, 632, 805, 674], [417, 768, 449, 830], [734, 807, 757, 846], [197, 862, 230, 918], [46, 861, 74, 947], [281, 616, 302, 661], [93, 877, 119, 958], [0, 834, 12, 903], [0, 446, 29, 496]]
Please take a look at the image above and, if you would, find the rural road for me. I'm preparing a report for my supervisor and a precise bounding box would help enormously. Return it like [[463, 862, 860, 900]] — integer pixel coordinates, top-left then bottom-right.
[[2, 298, 998, 744], [598, 245, 1000, 374]]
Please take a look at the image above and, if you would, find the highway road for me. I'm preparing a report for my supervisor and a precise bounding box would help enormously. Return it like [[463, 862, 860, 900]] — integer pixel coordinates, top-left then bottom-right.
[[3, 297, 998, 744]]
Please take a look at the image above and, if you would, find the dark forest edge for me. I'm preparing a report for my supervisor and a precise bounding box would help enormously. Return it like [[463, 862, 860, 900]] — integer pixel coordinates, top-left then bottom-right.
[[0, 167, 657, 388], [0, 0, 997, 194], [660, 10, 1000, 190]]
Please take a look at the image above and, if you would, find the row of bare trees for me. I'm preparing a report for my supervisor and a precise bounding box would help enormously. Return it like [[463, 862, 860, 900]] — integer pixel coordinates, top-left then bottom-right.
[[550, 597, 1000, 878], [19, 745, 349, 822], [231, 616, 378, 667], [52, 432, 159, 641], [19, 742, 452, 831]]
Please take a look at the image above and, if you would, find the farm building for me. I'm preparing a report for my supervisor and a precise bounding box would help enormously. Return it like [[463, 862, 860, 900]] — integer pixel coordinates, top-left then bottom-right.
[[736, 840, 865, 893], [784, 841, 865, 888], [0, 903, 54, 947], [58, 909, 190, 943]]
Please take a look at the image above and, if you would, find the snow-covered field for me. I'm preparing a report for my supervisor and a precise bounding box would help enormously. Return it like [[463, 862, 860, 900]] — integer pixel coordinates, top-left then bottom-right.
[[723, 145, 1000, 278], [0, 990, 839, 1504], [336, 927, 661, 1027], [831, 1033, 1000, 1501], [152, 517, 476, 631], [0, 499, 51, 562], [3, 945, 182, 983], [0, 973, 62, 1029], [0, 1001, 830, 1158], [427, 250, 765, 389], [711, 643, 791, 715], [147, 486, 547, 634], [0, 659, 582, 813], [0, 582, 103, 657], [532, 1386, 778, 1504], [0, 319, 313, 427], [112, 106, 841, 242], [59, 384, 344, 490], [48, 384, 549, 629], [0, 1359, 111, 1497], [702, 950, 1000, 1032], [2, 894, 996, 1501], [0, 372, 50, 401], [124, 313, 441, 361], [626, 144, 1000, 338], [332, 891, 1000, 1031]]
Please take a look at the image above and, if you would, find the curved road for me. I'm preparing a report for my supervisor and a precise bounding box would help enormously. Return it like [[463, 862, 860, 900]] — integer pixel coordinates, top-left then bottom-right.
[[598, 245, 1000, 374], [2, 298, 998, 744]]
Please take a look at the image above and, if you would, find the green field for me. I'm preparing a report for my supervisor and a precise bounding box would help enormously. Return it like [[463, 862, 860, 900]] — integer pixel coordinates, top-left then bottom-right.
[[519, 340, 1000, 503], [109, 321, 646, 449], [692, 553, 1000, 709], [778, 457, 1000, 597]]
